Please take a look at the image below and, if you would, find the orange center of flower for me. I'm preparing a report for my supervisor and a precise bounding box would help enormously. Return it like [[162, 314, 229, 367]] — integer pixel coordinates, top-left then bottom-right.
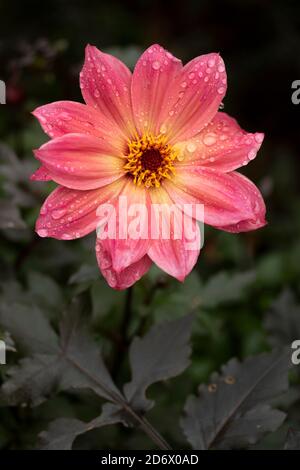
[[124, 133, 178, 188]]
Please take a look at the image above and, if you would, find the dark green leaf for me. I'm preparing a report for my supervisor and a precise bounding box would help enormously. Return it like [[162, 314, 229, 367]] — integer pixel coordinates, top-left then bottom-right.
[[0, 303, 59, 354], [124, 314, 193, 412], [0, 200, 26, 229], [264, 289, 300, 347], [0, 308, 122, 406], [284, 428, 300, 450], [181, 349, 289, 450], [68, 264, 99, 285], [39, 406, 124, 450], [199, 271, 256, 309]]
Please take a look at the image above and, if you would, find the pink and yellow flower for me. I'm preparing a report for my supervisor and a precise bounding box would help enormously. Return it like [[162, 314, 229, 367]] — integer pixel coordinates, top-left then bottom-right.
[[32, 44, 266, 290]]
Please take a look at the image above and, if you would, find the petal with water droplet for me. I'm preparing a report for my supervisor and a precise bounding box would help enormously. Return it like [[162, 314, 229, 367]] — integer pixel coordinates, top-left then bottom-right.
[[163, 167, 262, 228], [80, 45, 135, 139], [163, 53, 227, 142], [36, 178, 126, 240], [32, 101, 125, 154], [96, 240, 152, 290], [34, 133, 125, 190], [131, 44, 182, 136], [147, 186, 200, 282], [175, 112, 264, 172]]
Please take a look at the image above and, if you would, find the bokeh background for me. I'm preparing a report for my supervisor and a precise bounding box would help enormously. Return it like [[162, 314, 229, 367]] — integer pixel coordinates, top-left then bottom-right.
[[0, 0, 300, 450]]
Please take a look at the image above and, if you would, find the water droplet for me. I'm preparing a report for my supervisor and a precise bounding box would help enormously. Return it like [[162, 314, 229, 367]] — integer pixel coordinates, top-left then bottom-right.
[[208, 58, 216, 67], [255, 133, 264, 144], [254, 201, 260, 214], [188, 72, 195, 79], [187, 142, 197, 153], [152, 60, 160, 70], [217, 86, 225, 95], [181, 81, 187, 88], [160, 123, 167, 134], [60, 112, 72, 121], [61, 233, 72, 240], [248, 149, 257, 160], [203, 133, 217, 146], [37, 229, 48, 237], [51, 209, 67, 220], [218, 64, 225, 73], [94, 89, 100, 98]]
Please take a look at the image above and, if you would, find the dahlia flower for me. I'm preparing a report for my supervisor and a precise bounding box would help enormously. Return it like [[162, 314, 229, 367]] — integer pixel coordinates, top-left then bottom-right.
[[32, 44, 266, 290]]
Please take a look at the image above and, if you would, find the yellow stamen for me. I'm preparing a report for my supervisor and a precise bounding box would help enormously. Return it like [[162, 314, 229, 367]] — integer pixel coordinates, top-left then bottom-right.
[[124, 133, 178, 188]]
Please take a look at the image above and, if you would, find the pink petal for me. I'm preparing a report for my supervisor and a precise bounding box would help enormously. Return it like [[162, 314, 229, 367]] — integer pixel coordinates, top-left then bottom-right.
[[96, 240, 152, 290], [34, 133, 124, 190], [162, 53, 227, 142], [80, 45, 135, 138], [131, 44, 182, 136], [215, 172, 267, 232], [147, 187, 200, 282], [163, 167, 262, 227], [32, 101, 126, 153], [30, 166, 51, 181], [176, 112, 265, 172], [36, 178, 126, 240], [97, 180, 150, 272]]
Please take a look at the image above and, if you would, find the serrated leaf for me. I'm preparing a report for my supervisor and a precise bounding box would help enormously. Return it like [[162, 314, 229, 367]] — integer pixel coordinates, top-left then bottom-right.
[[1, 354, 63, 406], [27, 271, 64, 311], [68, 264, 100, 285], [151, 271, 256, 322], [213, 405, 285, 449], [39, 405, 124, 450], [0, 143, 38, 208], [264, 289, 300, 347], [0, 200, 26, 229], [0, 307, 122, 406], [58, 314, 123, 402], [199, 270, 256, 309], [124, 314, 193, 412], [0, 303, 59, 354], [284, 428, 300, 450], [39, 418, 88, 450], [181, 349, 290, 450]]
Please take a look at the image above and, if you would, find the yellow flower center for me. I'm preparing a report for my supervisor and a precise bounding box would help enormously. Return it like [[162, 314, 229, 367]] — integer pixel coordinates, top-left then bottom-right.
[[124, 133, 178, 188]]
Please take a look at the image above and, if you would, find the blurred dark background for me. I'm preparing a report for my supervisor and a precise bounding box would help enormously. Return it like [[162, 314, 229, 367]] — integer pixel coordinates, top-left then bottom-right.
[[0, 0, 300, 450]]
